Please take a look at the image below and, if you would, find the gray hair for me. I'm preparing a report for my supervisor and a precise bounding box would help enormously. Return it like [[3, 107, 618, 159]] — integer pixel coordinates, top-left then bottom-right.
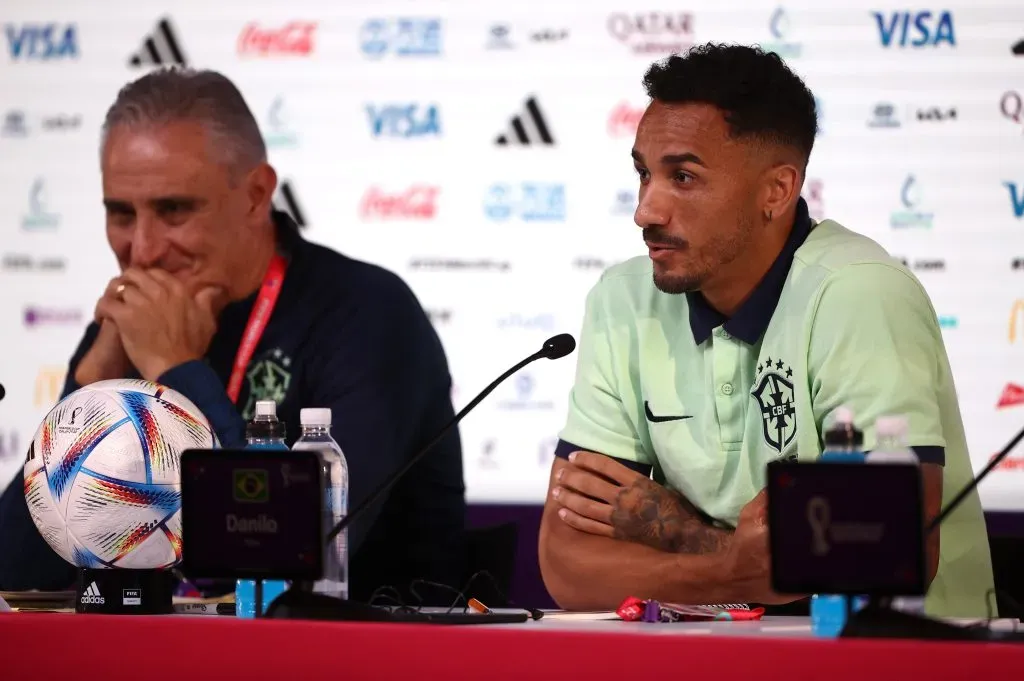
[[101, 66, 267, 177]]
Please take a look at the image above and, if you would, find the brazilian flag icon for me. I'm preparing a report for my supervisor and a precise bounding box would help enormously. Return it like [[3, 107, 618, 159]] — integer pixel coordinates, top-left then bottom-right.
[[233, 469, 269, 503]]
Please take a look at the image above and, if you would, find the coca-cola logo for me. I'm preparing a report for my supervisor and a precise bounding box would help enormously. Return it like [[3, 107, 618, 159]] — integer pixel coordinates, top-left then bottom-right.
[[991, 452, 1024, 471], [608, 101, 645, 136], [607, 12, 694, 54], [360, 186, 439, 219], [238, 21, 317, 56]]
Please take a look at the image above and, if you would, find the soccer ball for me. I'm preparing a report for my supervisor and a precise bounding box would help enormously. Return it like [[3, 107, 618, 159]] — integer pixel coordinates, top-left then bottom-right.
[[23, 379, 217, 570]]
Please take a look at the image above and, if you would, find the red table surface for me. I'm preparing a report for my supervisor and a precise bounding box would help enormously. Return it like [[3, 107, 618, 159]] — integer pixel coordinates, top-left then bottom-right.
[[2, 614, 1024, 681]]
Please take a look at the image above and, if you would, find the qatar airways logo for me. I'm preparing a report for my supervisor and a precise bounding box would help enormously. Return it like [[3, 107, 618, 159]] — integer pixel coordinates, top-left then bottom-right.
[[607, 12, 694, 55], [359, 186, 439, 220], [607, 101, 645, 137], [238, 21, 317, 56]]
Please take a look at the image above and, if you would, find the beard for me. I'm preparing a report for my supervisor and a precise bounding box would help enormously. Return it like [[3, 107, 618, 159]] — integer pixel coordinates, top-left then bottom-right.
[[649, 211, 758, 295], [653, 268, 701, 294]]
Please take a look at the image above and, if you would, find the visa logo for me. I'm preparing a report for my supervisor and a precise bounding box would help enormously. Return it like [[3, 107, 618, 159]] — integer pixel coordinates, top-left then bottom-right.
[[366, 104, 441, 138], [872, 10, 955, 48], [5, 24, 79, 60], [1007, 182, 1024, 218]]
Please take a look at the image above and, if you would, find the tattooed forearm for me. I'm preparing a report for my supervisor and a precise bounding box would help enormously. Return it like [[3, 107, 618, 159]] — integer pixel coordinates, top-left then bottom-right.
[[609, 478, 732, 554]]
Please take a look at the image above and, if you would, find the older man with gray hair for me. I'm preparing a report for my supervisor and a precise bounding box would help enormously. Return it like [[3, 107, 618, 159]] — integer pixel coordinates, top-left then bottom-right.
[[0, 67, 467, 605]]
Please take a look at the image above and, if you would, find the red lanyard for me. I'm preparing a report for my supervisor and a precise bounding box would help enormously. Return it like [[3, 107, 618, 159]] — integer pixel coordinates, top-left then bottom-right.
[[226, 253, 288, 405]]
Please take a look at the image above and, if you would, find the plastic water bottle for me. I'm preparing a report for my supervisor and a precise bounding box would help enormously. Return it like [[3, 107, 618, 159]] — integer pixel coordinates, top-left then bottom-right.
[[867, 415, 926, 616], [810, 406, 868, 637], [235, 400, 290, 618], [292, 407, 349, 600]]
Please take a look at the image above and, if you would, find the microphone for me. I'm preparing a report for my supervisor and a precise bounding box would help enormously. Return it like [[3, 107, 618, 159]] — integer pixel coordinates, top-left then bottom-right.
[[842, 421, 1024, 641], [325, 332, 575, 544], [0, 383, 5, 402], [266, 333, 576, 621]]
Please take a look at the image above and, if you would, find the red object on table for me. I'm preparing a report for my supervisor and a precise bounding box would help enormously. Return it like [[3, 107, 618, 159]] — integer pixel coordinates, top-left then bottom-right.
[[2, 613, 1024, 681]]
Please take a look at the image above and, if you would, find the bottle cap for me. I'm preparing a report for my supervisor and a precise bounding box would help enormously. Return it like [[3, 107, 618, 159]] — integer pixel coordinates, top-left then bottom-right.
[[254, 400, 277, 418], [823, 406, 863, 447], [300, 407, 332, 426], [875, 415, 909, 438]]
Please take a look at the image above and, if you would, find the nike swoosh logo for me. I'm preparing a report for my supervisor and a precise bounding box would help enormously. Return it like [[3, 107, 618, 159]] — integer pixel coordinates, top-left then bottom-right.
[[644, 401, 693, 423]]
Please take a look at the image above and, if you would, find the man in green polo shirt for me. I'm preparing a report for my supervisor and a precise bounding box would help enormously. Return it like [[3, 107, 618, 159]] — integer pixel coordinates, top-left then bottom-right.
[[539, 43, 994, 617]]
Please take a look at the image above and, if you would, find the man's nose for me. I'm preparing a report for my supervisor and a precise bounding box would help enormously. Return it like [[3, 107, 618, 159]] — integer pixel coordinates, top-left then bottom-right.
[[129, 218, 168, 268], [634, 185, 672, 230]]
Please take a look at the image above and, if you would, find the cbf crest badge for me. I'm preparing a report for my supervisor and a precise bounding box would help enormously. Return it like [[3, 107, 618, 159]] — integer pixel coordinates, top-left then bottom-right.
[[242, 348, 293, 421], [750, 356, 797, 455]]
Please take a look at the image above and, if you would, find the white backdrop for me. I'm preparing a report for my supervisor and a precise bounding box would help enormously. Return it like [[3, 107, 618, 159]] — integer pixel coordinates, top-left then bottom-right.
[[1, 1, 1023, 509]]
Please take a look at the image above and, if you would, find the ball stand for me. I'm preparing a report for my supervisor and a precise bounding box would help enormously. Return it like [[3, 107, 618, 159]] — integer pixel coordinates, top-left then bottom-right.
[[75, 568, 174, 615]]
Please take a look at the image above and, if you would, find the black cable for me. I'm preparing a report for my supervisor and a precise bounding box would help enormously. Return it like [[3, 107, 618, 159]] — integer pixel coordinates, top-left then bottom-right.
[[408, 579, 469, 614], [367, 585, 405, 608]]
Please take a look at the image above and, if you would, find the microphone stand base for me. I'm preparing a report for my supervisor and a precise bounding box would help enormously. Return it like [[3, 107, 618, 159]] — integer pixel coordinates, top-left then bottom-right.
[[840, 603, 1024, 642], [264, 586, 409, 622]]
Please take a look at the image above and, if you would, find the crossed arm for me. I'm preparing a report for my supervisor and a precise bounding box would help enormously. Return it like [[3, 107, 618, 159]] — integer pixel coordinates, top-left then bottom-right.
[[539, 450, 942, 611], [538, 450, 785, 611]]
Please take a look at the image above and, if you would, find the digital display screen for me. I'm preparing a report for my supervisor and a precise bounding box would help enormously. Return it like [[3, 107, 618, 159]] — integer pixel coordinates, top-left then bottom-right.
[[767, 461, 926, 597], [179, 449, 324, 581]]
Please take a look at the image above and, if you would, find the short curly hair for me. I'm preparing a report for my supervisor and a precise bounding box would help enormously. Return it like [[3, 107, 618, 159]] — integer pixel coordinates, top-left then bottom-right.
[[643, 43, 818, 168]]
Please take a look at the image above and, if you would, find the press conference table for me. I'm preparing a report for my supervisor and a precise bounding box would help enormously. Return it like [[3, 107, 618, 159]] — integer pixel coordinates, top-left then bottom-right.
[[3, 613, 1024, 680]]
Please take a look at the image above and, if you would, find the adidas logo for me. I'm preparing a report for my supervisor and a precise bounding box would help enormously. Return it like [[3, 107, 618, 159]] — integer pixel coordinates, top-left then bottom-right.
[[494, 96, 554, 146], [128, 17, 187, 68], [274, 181, 307, 228], [80, 581, 105, 605]]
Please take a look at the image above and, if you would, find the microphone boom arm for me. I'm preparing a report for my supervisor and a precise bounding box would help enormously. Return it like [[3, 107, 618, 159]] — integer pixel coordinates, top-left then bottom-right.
[[326, 349, 547, 543]]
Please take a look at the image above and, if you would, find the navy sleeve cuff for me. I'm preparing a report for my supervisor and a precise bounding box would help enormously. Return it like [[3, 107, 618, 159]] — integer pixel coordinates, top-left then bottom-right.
[[553, 439, 654, 476], [911, 446, 945, 466], [158, 360, 245, 448]]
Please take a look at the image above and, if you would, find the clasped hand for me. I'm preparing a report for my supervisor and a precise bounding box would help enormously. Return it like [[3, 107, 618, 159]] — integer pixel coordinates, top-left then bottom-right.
[[96, 269, 226, 381]]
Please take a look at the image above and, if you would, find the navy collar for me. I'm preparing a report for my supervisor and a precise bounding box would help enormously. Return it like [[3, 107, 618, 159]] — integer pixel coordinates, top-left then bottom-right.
[[272, 209, 303, 254], [686, 197, 813, 345]]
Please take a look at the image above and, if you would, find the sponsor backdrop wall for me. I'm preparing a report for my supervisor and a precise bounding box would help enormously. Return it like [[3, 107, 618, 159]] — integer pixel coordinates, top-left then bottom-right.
[[1, 1, 1023, 512]]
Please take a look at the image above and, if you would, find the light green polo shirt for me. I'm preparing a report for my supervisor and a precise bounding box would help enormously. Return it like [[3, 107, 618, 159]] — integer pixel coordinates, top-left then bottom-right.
[[559, 214, 994, 618]]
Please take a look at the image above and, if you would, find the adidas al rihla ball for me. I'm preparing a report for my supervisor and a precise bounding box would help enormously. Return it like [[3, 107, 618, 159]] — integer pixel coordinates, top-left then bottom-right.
[[24, 378, 217, 570]]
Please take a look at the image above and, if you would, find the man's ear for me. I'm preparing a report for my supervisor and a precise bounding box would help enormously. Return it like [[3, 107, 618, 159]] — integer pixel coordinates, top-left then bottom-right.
[[245, 163, 278, 220], [761, 163, 801, 224]]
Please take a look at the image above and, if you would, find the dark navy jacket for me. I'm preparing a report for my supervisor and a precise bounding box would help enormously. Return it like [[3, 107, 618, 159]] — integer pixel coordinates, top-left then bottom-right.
[[0, 211, 466, 602]]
